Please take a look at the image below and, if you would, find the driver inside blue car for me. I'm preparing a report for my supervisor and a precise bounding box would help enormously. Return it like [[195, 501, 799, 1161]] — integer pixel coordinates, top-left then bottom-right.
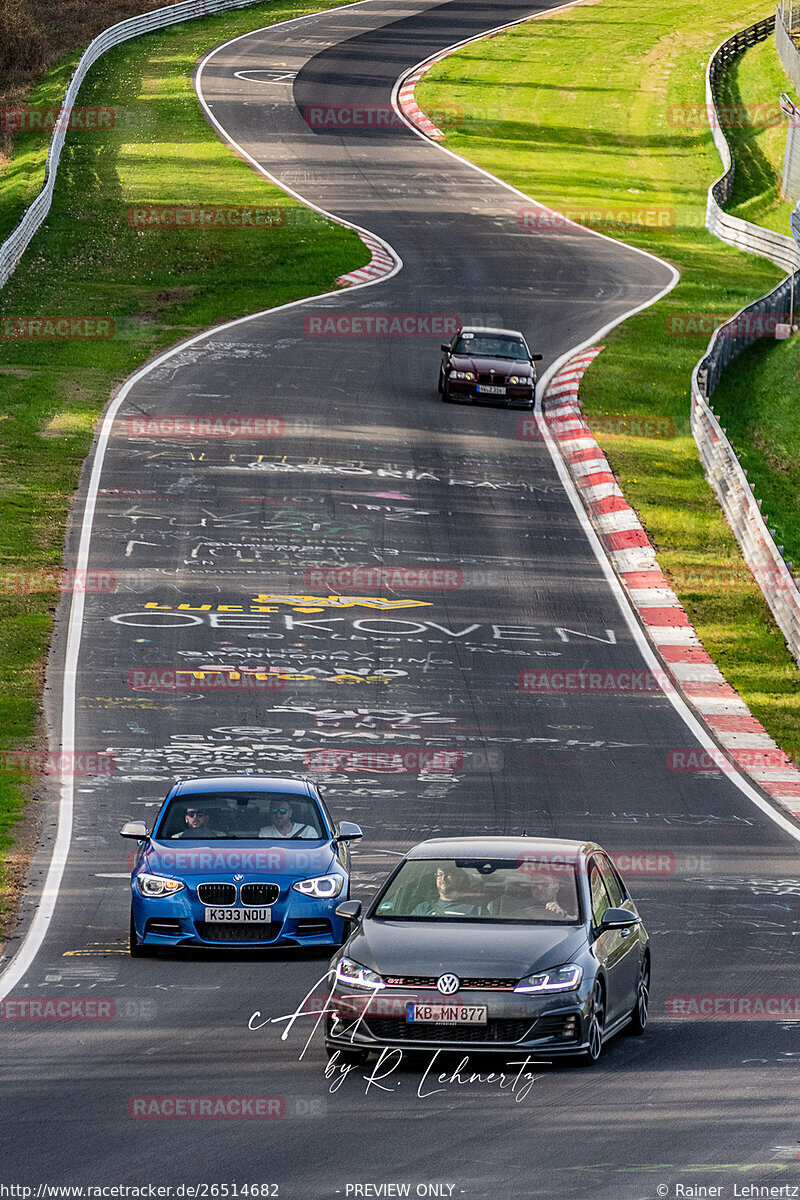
[[171, 805, 225, 839]]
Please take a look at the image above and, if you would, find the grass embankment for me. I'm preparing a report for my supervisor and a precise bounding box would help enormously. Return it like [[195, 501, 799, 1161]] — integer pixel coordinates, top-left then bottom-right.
[[417, 0, 800, 757], [705, 36, 800, 590], [0, 0, 367, 932], [719, 36, 798, 233], [0, 0, 194, 160]]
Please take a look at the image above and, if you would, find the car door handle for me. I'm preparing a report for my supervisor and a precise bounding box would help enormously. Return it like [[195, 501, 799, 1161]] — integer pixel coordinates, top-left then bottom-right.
[[619, 927, 632, 938]]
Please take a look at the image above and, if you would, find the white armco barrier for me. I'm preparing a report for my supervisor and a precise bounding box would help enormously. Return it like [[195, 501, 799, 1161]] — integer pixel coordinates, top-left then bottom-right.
[[0, 0, 266, 290], [705, 17, 800, 272], [693, 16, 800, 667]]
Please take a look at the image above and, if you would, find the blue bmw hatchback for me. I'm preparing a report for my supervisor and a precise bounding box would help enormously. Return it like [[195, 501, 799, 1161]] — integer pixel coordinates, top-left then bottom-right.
[[121, 775, 362, 955]]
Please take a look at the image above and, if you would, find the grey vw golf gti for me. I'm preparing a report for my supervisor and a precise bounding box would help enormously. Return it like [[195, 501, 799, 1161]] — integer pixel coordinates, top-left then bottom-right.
[[326, 837, 650, 1065]]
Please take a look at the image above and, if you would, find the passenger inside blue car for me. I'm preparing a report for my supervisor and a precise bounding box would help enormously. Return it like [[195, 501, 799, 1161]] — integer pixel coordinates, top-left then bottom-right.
[[258, 799, 318, 840]]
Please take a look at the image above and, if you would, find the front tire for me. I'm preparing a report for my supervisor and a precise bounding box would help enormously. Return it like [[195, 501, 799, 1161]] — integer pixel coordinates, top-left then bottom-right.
[[577, 980, 605, 1065], [626, 955, 650, 1036]]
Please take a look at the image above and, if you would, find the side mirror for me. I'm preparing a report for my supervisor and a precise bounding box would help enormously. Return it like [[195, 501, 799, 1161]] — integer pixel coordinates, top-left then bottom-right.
[[335, 900, 362, 922], [531, 353, 543, 362], [120, 820, 149, 840], [336, 821, 363, 842], [600, 907, 640, 931], [440, 343, 451, 352]]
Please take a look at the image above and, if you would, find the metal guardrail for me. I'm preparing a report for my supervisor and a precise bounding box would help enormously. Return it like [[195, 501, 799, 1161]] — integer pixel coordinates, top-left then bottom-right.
[[0, 0, 267, 291], [705, 15, 800, 270], [776, 0, 800, 91], [693, 16, 800, 666]]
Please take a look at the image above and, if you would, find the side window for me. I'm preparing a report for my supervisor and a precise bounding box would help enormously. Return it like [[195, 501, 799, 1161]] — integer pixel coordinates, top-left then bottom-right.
[[597, 854, 625, 908], [588, 862, 613, 927]]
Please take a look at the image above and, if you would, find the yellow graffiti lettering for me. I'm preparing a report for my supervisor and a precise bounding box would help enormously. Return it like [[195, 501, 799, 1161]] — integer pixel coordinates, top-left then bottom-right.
[[250, 593, 431, 611]]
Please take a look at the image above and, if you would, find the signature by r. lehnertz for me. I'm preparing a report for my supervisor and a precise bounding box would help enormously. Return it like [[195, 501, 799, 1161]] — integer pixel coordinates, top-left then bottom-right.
[[248, 966, 543, 1102]]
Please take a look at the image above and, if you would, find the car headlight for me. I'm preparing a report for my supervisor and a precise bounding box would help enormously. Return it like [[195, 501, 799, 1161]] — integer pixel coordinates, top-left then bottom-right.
[[136, 872, 185, 898], [452, 371, 475, 380], [509, 375, 531, 386], [291, 874, 344, 899], [335, 957, 385, 990], [514, 964, 583, 993]]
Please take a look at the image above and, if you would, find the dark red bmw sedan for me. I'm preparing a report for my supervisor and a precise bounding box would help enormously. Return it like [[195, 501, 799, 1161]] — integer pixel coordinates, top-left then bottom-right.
[[439, 325, 543, 409]]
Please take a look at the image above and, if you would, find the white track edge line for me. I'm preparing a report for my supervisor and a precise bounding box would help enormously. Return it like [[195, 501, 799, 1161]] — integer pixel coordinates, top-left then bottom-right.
[[390, 11, 800, 844], [4, 0, 797, 1000], [0, 0, 404, 1001]]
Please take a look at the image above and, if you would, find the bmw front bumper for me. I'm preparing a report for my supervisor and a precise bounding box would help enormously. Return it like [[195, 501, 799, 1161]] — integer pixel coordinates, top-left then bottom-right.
[[131, 881, 347, 950], [447, 381, 534, 407]]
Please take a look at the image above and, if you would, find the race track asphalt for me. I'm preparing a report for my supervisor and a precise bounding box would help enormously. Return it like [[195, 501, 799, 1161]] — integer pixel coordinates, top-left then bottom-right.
[[1, 2, 799, 1197]]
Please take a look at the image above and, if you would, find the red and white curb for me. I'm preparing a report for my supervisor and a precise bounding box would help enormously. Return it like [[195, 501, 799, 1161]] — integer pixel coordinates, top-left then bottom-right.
[[395, 2, 591, 143], [336, 233, 396, 286], [397, 58, 450, 140], [544, 348, 800, 818]]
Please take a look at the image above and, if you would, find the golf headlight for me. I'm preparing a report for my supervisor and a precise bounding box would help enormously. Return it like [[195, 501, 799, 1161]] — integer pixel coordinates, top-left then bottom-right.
[[335, 957, 385, 990], [136, 872, 185, 898], [452, 371, 475, 380], [291, 873, 343, 899], [514, 964, 583, 993]]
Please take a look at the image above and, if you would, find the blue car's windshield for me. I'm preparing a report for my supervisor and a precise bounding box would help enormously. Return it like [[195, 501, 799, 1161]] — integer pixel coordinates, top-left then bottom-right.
[[373, 858, 581, 922], [156, 792, 326, 840]]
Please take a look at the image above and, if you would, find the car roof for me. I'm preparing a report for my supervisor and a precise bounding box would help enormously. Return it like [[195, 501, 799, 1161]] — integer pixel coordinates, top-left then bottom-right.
[[405, 836, 599, 859], [170, 775, 315, 797], [458, 326, 526, 338]]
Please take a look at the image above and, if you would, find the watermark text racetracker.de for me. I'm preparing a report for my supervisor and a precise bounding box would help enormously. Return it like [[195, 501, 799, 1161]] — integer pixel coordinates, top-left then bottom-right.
[[0, 106, 115, 131], [517, 415, 675, 441], [303, 314, 460, 337], [128, 667, 285, 693], [1, 317, 114, 340], [123, 415, 284, 439], [303, 102, 462, 130], [0, 569, 115, 594], [0, 751, 115, 776], [303, 747, 504, 774], [304, 566, 463, 590], [518, 667, 676, 694], [127, 204, 303, 229], [517, 204, 676, 232], [517, 849, 675, 876], [666, 994, 800, 1018], [666, 312, 798, 337], [1, 998, 155, 1021]]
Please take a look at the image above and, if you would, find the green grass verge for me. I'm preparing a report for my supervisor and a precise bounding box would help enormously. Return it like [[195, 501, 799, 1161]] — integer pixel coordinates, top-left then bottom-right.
[[417, 0, 800, 758], [700, 35, 800, 620], [0, 0, 368, 932], [711, 321, 800, 588], [720, 36, 798, 234]]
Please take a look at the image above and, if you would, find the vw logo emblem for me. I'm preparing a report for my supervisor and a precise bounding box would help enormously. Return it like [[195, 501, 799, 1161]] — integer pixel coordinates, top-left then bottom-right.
[[233, 874, 244, 882], [436, 973, 460, 995]]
